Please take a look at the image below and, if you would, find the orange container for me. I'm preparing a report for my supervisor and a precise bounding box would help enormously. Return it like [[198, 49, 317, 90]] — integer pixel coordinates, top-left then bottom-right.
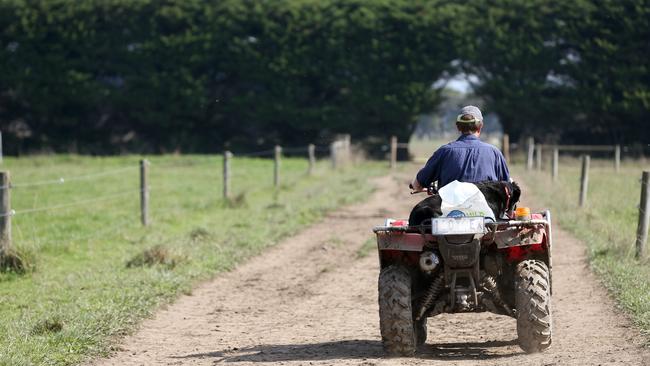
[[515, 207, 532, 221]]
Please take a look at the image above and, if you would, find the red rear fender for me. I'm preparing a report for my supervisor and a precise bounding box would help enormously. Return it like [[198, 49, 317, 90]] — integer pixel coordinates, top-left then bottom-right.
[[500, 236, 549, 264], [379, 250, 420, 269]]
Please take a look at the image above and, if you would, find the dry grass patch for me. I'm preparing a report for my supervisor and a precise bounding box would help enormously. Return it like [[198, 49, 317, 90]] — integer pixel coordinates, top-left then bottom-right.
[[31, 316, 64, 335], [225, 192, 247, 208], [126, 245, 185, 269], [189, 227, 211, 242], [0, 247, 35, 274]]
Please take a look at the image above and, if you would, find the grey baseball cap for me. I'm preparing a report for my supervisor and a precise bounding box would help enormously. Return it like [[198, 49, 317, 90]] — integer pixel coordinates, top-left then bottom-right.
[[456, 105, 483, 123]]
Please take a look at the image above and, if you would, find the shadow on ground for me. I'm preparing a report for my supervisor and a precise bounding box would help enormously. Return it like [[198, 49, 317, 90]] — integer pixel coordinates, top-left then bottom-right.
[[421, 339, 522, 360], [172, 338, 522, 363]]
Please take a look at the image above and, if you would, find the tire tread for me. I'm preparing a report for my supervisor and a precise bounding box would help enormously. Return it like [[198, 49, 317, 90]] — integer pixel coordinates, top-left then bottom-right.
[[378, 265, 417, 356], [515, 259, 553, 353]]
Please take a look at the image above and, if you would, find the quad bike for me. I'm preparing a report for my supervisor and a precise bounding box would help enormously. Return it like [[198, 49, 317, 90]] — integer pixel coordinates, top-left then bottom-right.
[[372, 191, 553, 355]]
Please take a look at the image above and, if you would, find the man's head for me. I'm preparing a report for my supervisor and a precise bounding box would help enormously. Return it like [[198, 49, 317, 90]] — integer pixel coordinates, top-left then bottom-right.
[[456, 105, 484, 135]]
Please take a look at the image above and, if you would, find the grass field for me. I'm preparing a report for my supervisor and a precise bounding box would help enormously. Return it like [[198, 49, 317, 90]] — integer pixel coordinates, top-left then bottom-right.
[[0, 155, 384, 365], [513, 158, 650, 343]]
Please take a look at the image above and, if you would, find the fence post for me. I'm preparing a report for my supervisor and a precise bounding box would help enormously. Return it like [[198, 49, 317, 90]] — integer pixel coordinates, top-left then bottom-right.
[[636, 171, 650, 258], [502, 134, 510, 164], [330, 141, 338, 169], [579, 155, 590, 207], [390, 136, 397, 169], [0, 171, 11, 257], [274, 145, 282, 187], [615, 145, 621, 172], [308, 144, 315, 176], [527, 137, 535, 171], [536, 144, 543, 171], [552, 148, 559, 182], [140, 159, 149, 226], [223, 151, 232, 199], [344, 134, 351, 165]]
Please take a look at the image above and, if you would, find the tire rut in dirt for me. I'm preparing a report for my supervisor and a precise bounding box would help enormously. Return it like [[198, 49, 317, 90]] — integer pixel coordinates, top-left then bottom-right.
[[515, 259, 552, 353], [378, 264, 418, 356]]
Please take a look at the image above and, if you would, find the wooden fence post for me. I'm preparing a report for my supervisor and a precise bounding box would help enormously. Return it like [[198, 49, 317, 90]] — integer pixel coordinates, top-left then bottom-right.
[[536, 144, 543, 171], [345, 134, 352, 165], [140, 159, 149, 226], [390, 136, 397, 169], [274, 145, 282, 187], [579, 155, 590, 207], [552, 148, 559, 182], [330, 141, 338, 170], [308, 144, 315, 176], [223, 151, 232, 199], [502, 134, 510, 164], [0, 171, 11, 257], [527, 137, 535, 171], [615, 145, 621, 172], [636, 171, 650, 258]]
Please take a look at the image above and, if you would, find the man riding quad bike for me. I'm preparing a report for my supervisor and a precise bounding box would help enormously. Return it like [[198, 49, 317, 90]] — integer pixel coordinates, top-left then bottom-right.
[[372, 106, 553, 355]]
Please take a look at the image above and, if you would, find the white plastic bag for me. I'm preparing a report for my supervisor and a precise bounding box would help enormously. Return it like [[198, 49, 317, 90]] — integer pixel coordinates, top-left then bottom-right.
[[438, 180, 495, 220]]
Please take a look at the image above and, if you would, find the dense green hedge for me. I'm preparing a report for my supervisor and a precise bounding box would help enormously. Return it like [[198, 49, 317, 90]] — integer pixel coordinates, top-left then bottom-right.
[[459, 0, 650, 146], [0, 0, 648, 154]]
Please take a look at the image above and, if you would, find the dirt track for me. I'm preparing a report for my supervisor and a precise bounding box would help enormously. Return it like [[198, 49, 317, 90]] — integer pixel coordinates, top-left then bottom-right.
[[95, 171, 650, 366]]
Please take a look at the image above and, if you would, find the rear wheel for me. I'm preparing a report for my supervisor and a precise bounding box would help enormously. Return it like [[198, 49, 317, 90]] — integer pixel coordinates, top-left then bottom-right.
[[515, 260, 552, 353], [378, 265, 417, 355]]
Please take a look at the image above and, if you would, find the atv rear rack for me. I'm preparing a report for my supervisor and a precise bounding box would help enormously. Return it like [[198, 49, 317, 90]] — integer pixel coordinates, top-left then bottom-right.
[[373, 210, 553, 254], [372, 218, 549, 234]]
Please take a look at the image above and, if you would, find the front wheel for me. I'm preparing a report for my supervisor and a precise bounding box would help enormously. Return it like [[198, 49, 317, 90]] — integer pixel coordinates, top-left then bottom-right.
[[515, 259, 552, 353], [378, 265, 417, 355]]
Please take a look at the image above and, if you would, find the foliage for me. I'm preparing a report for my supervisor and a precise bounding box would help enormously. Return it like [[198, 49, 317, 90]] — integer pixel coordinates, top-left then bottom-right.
[[0, 0, 648, 153], [0, 0, 457, 154], [460, 0, 650, 144]]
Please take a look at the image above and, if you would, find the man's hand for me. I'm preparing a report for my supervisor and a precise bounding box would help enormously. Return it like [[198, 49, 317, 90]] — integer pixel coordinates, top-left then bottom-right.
[[410, 179, 424, 192]]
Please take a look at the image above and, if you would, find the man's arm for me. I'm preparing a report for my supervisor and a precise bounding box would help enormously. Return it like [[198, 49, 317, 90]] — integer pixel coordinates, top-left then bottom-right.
[[495, 150, 511, 181], [412, 149, 443, 190]]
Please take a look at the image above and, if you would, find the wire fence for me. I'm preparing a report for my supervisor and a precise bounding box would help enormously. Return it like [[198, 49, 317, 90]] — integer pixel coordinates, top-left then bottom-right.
[[6, 134, 645, 264], [231, 149, 277, 158], [13, 189, 138, 216], [0, 138, 357, 255], [9, 166, 136, 189]]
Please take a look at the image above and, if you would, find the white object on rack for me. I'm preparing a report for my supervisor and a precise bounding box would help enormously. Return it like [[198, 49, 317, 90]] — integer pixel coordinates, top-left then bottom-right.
[[438, 180, 495, 220]]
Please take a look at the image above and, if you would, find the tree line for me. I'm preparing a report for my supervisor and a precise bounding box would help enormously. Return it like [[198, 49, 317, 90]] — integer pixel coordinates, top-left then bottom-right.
[[0, 0, 648, 155]]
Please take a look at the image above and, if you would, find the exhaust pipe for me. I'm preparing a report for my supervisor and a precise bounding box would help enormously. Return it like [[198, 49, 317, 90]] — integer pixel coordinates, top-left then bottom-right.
[[419, 251, 440, 274]]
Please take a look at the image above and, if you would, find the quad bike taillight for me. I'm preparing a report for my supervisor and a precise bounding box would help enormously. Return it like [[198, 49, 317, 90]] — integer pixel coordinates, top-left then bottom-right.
[[385, 219, 408, 227]]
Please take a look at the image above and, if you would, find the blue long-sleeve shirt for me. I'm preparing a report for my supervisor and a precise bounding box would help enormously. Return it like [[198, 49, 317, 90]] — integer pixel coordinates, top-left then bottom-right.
[[416, 134, 510, 188]]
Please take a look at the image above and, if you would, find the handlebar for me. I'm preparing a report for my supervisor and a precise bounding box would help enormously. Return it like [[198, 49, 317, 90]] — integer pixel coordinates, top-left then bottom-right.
[[409, 182, 438, 195]]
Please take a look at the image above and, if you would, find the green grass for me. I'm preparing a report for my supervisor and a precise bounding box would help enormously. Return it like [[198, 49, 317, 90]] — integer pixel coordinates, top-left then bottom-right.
[[0, 154, 384, 365], [355, 237, 376, 259], [513, 158, 650, 343]]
